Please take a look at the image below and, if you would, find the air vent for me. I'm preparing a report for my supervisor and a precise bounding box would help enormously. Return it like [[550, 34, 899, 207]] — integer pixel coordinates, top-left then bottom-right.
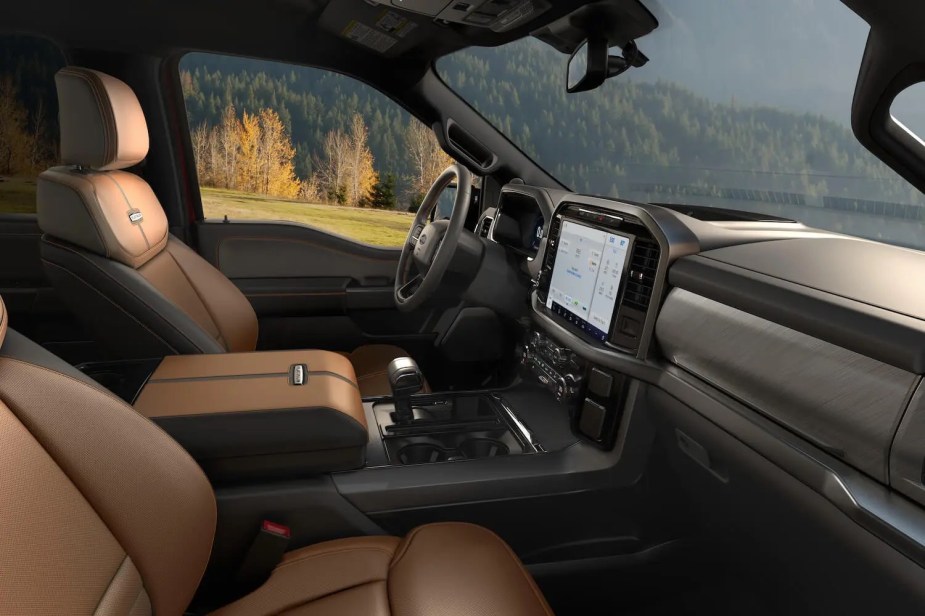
[[544, 216, 562, 267], [479, 217, 493, 238], [622, 240, 660, 312]]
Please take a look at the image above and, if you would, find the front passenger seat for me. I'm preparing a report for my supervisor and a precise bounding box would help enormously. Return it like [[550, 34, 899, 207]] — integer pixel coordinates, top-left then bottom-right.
[[0, 295, 554, 615], [37, 66, 414, 396]]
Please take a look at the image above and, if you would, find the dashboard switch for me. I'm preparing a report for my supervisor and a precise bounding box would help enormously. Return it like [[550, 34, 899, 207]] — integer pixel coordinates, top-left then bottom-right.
[[588, 367, 614, 397], [618, 315, 641, 338], [578, 398, 607, 441]]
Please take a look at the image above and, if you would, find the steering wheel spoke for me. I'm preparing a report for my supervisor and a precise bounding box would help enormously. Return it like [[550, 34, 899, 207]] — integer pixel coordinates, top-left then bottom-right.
[[397, 274, 423, 301], [409, 224, 424, 247]]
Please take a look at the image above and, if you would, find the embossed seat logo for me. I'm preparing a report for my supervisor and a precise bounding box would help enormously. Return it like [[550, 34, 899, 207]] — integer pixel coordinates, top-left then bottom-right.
[[128, 209, 144, 224], [289, 363, 307, 386]]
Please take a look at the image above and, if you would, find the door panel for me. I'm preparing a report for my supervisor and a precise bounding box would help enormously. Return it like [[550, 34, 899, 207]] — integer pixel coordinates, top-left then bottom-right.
[[0, 216, 102, 362], [199, 221, 399, 281], [196, 220, 438, 353]]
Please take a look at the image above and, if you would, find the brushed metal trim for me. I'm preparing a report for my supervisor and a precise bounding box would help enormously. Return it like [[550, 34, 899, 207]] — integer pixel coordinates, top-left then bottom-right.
[[492, 394, 543, 453], [656, 288, 919, 482], [891, 380, 925, 507]]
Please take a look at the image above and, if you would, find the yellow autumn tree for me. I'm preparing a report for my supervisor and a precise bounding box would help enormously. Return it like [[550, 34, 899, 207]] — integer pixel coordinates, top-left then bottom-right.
[[256, 108, 300, 199], [236, 110, 261, 193], [347, 114, 377, 207], [190, 105, 299, 199]]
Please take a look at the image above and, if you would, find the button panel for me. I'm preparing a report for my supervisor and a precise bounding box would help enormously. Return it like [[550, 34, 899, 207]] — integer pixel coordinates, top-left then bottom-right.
[[521, 330, 584, 403]]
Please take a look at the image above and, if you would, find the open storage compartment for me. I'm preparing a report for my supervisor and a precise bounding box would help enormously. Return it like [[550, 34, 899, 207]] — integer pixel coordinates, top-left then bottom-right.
[[371, 393, 537, 466]]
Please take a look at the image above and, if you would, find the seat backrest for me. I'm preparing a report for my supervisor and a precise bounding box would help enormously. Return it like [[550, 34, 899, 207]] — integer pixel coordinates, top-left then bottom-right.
[[37, 67, 258, 359], [0, 295, 217, 615]]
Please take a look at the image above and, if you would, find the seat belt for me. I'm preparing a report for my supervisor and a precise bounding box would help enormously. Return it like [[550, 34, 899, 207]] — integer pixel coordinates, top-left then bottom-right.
[[234, 520, 291, 591]]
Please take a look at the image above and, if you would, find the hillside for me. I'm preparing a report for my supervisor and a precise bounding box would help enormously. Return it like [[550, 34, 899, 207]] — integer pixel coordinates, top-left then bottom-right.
[[1, 26, 923, 216], [180, 38, 924, 208]]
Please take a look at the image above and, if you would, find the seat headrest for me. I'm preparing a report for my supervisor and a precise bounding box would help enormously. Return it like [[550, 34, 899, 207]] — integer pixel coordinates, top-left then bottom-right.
[[38, 168, 169, 269], [55, 67, 149, 171]]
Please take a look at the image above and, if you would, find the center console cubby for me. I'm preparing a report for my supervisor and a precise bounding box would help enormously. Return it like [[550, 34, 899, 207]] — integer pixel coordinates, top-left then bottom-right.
[[370, 393, 539, 466]]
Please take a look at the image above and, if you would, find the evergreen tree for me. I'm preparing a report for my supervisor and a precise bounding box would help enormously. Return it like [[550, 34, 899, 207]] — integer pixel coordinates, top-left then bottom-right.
[[367, 173, 397, 210]]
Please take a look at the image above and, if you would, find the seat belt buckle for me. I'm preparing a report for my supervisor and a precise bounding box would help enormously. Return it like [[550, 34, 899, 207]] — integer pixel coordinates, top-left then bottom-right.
[[234, 520, 291, 591]]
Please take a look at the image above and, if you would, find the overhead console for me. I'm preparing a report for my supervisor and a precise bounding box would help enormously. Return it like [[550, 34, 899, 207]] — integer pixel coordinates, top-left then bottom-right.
[[536, 202, 661, 354], [365, 0, 551, 32]]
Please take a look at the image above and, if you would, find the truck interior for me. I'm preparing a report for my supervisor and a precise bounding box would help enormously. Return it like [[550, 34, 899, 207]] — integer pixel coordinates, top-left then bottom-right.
[[4, 0, 925, 614]]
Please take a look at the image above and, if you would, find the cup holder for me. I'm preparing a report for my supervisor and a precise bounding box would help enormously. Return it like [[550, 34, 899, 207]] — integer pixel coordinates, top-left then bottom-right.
[[398, 443, 449, 465], [458, 438, 509, 459]]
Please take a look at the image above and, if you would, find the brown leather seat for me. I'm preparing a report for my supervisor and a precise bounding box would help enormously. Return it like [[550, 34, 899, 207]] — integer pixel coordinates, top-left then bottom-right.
[[0, 295, 553, 615], [36, 66, 418, 397]]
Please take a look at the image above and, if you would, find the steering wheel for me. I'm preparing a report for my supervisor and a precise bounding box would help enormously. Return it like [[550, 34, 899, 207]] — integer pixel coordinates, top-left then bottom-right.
[[395, 163, 472, 312]]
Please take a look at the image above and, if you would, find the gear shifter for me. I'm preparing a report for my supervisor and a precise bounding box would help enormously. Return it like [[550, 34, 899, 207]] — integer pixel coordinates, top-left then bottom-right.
[[387, 357, 424, 424]]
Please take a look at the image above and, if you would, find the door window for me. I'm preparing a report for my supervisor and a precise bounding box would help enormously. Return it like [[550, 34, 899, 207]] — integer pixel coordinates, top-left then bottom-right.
[[180, 53, 454, 246], [0, 36, 65, 214]]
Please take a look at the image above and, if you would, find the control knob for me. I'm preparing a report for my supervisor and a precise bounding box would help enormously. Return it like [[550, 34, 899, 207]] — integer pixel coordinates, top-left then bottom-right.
[[554, 373, 580, 402], [551, 346, 572, 366]]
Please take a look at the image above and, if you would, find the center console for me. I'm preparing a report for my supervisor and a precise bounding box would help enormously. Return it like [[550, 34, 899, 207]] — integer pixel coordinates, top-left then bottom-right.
[[520, 202, 664, 449], [132, 350, 368, 482]]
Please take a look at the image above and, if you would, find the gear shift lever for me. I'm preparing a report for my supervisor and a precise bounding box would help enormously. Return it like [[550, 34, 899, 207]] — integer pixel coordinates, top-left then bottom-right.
[[387, 357, 424, 424]]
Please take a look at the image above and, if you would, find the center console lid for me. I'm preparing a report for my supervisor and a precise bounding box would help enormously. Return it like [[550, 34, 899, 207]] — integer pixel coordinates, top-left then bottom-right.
[[134, 350, 367, 482]]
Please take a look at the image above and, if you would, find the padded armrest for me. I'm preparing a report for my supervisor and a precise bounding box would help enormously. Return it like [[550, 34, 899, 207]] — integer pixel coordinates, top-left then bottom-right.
[[134, 350, 367, 482]]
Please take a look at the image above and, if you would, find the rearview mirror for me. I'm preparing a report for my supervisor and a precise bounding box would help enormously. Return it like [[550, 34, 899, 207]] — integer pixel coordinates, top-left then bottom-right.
[[567, 39, 608, 93], [566, 38, 646, 93]]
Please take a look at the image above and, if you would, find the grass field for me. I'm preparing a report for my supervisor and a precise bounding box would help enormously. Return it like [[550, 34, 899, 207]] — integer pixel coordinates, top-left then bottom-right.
[[0, 176, 41, 213], [202, 188, 412, 246], [0, 179, 414, 247]]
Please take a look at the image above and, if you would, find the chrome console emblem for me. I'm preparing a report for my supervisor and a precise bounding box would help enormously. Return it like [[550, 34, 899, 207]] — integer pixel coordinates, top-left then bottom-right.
[[289, 363, 307, 386]]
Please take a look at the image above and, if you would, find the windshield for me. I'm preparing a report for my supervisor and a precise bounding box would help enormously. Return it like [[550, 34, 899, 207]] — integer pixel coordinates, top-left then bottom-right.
[[438, 0, 925, 249]]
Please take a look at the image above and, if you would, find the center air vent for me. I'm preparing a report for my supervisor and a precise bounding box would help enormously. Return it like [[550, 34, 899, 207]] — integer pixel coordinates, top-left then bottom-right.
[[479, 217, 493, 238], [544, 216, 562, 267], [622, 240, 660, 312]]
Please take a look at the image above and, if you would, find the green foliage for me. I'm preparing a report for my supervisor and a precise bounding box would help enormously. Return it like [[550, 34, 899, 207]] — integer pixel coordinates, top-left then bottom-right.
[[328, 184, 347, 205], [407, 192, 425, 213], [181, 54, 413, 183], [366, 173, 397, 210], [181, 46, 925, 208], [437, 40, 925, 205]]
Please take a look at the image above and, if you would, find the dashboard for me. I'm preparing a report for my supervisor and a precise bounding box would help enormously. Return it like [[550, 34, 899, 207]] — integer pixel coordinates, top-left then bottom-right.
[[483, 179, 925, 491], [478, 180, 925, 590]]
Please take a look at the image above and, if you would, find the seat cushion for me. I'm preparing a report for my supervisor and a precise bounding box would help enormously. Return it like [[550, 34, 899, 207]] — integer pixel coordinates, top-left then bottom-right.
[[211, 523, 553, 616], [346, 344, 429, 397]]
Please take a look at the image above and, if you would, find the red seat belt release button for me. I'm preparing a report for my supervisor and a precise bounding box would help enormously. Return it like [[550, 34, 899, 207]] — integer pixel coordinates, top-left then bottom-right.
[[262, 520, 291, 538]]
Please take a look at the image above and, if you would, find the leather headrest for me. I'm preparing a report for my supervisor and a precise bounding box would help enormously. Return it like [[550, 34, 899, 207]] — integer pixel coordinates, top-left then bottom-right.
[[55, 67, 149, 171], [37, 168, 169, 269], [0, 295, 7, 348]]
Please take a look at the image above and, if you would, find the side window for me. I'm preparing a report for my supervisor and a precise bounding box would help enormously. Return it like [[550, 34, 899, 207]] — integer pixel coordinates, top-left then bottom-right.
[[0, 36, 64, 214], [180, 53, 454, 247]]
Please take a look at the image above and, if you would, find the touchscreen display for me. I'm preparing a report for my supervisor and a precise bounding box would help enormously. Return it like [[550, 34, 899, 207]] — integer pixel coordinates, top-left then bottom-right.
[[545, 220, 631, 341]]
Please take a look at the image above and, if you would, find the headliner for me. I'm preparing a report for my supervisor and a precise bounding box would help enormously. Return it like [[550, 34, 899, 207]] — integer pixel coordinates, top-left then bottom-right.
[[5, 0, 597, 80]]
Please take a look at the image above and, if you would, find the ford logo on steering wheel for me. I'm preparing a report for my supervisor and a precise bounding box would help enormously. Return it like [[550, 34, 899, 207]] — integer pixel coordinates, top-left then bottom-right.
[[419, 233, 427, 245]]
